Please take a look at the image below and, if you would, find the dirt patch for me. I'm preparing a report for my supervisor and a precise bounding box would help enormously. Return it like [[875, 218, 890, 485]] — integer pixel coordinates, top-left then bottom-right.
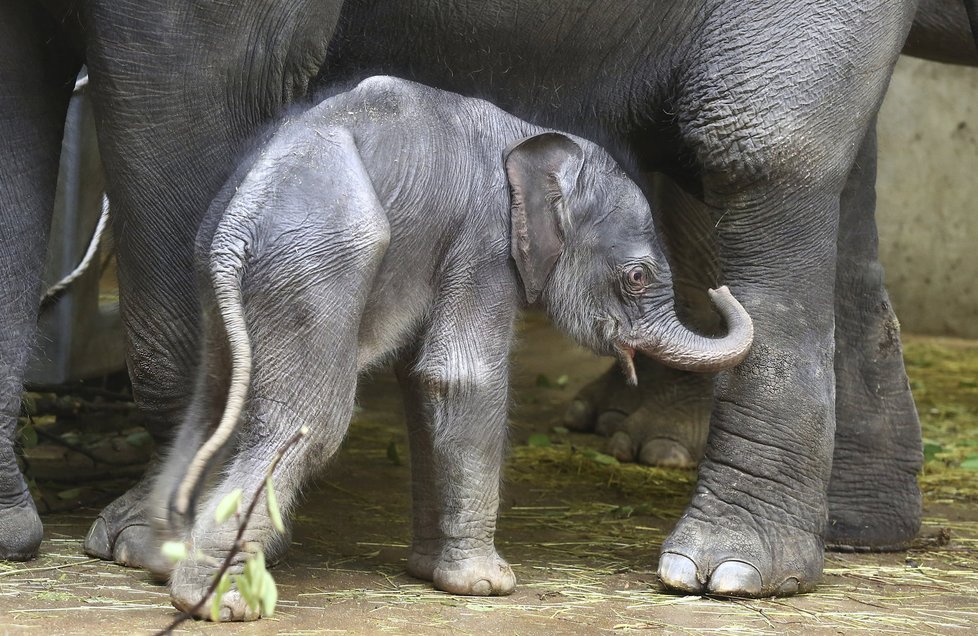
[[2, 318, 977, 634]]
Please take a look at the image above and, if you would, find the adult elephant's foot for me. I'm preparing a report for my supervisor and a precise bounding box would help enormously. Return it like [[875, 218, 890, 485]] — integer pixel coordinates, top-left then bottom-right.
[[433, 553, 516, 596], [405, 540, 439, 581], [563, 357, 712, 469], [657, 499, 823, 597], [825, 377, 921, 553], [562, 361, 642, 436], [84, 474, 168, 573], [0, 497, 43, 561], [408, 540, 516, 596]]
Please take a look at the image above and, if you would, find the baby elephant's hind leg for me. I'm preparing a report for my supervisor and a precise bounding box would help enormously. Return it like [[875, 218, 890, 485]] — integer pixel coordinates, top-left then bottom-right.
[[170, 128, 390, 621]]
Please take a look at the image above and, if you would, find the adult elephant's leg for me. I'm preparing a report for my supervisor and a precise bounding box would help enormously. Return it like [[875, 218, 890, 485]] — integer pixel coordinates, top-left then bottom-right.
[[657, 2, 914, 597], [827, 121, 922, 550], [0, 1, 80, 560], [80, 0, 343, 567], [568, 174, 722, 468]]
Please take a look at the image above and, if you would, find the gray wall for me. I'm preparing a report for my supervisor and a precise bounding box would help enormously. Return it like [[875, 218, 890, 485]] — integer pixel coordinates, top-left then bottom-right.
[[877, 56, 978, 338]]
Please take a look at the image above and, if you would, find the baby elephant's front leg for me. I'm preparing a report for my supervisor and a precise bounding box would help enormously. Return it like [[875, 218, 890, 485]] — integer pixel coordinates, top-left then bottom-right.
[[403, 345, 516, 596]]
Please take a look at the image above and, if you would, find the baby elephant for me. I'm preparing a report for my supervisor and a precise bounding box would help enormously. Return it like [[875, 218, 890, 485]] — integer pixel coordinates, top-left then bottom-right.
[[153, 76, 753, 620]]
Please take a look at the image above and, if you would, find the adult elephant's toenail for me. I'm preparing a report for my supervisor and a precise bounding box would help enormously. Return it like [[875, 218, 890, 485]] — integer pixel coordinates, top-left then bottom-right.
[[639, 438, 694, 468], [84, 517, 113, 560], [657, 553, 703, 594], [562, 400, 594, 430], [607, 431, 636, 461], [706, 561, 763, 597], [595, 410, 628, 436]]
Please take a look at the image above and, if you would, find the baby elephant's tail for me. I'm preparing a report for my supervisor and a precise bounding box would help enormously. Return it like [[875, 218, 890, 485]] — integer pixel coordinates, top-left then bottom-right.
[[170, 214, 255, 525]]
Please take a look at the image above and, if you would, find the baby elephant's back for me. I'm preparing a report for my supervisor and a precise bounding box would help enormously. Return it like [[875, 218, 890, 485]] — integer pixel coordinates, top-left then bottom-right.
[[309, 77, 507, 219]]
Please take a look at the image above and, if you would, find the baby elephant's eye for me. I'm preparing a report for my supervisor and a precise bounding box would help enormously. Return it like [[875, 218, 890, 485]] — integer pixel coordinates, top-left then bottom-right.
[[622, 264, 651, 295]]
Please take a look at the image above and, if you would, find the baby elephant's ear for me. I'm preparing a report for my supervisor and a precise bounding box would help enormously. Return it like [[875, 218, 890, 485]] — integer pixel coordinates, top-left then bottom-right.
[[504, 132, 585, 304]]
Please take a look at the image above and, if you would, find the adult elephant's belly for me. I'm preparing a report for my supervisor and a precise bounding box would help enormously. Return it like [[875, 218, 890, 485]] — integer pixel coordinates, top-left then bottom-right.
[[323, 0, 694, 176]]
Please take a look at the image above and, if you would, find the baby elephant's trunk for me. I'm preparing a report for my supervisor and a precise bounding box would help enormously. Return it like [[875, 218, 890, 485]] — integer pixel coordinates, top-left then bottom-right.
[[638, 286, 754, 373], [170, 234, 254, 524]]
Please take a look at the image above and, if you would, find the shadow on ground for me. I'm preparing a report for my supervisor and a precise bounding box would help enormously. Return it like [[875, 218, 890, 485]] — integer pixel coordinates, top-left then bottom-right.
[[2, 313, 977, 634]]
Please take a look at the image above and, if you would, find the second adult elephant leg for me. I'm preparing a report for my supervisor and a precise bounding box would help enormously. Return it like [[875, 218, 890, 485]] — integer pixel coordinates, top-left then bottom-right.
[[0, 1, 80, 561], [657, 1, 914, 597], [80, 0, 343, 567], [828, 122, 922, 550]]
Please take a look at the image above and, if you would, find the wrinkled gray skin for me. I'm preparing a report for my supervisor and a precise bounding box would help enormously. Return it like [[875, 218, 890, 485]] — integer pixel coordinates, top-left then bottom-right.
[[149, 77, 754, 619], [565, 0, 978, 472], [0, 0, 973, 601]]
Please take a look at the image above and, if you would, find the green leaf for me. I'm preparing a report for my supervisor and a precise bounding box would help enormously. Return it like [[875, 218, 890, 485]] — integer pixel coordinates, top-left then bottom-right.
[[215, 571, 232, 595], [266, 478, 285, 534], [589, 452, 619, 466], [160, 541, 188, 564], [249, 561, 267, 607], [124, 430, 153, 448], [236, 574, 258, 613], [19, 423, 38, 448], [57, 488, 82, 500], [260, 570, 278, 617], [960, 455, 978, 470], [923, 442, 943, 462], [214, 489, 242, 525], [527, 434, 551, 448], [386, 440, 401, 466], [612, 505, 634, 519], [555, 374, 569, 388], [551, 426, 569, 435], [210, 572, 231, 622]]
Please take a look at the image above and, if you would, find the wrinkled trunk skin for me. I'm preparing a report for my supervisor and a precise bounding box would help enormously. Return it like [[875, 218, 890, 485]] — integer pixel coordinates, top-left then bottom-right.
[[637, 286, 753, 373], [0, 1, 81, 561]]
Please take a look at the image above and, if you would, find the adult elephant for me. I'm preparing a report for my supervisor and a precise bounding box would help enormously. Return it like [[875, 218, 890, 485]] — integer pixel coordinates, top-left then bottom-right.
[[562, 0, 978, 471], [0, 0, 938, 600]]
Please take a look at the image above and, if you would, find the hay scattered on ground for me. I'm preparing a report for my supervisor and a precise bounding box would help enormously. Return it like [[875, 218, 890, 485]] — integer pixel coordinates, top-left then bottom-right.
[[1, 335, 976, 633]]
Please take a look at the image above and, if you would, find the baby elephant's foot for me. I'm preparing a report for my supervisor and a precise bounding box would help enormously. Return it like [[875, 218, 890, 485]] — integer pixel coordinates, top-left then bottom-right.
[[433, 552, 516, 596], [170, 556, 259, 622]]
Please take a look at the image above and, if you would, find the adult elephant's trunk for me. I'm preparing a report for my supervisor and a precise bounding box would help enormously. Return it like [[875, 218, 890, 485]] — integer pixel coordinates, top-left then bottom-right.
[[630, 286, 754, 375]]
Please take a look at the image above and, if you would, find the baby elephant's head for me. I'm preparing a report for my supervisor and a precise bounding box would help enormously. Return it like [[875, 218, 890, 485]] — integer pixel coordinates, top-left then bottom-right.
[[505, 132, 753, 383]]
